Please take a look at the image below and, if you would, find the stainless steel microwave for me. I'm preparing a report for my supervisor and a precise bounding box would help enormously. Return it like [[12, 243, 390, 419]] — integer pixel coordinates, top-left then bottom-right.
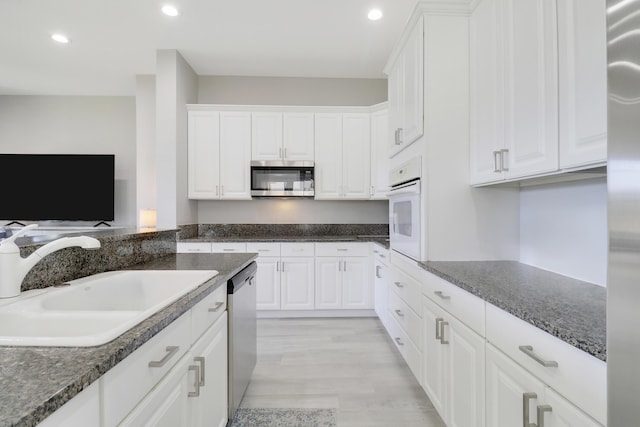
[[250, 160, 314, 197]]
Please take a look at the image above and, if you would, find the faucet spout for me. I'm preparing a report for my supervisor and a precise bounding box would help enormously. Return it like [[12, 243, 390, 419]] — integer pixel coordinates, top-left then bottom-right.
[[0, 225, 101, 298]]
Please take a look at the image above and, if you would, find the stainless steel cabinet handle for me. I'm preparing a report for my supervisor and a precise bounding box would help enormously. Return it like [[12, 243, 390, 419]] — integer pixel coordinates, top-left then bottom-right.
[[149, 346, 179, 368], [439, 320, 449, 344], [519, 345, 559, 368], [434, 290, 450, 300], [435, 318, 443, 340], [223, 249, 235, 252], [208, 302, 224, 312], [216, 185, 219, 196], [398, 128, 403, 144], [337, 248, 348, 252], [523, 392, 537, 427], [393, 281, 404, 288], [493, 150, 502, 173], [537, 404, 552, 427], [338, 260, 342, 272], [394, 337, 404, 346], [284, 147, 287, 158], [281, 261, 285, 272], [500, 148, 509, 171], [193, 356, 205, 386], [375, 265, 381, 278], [188, 365, 201, 397], [394, 309, 404, 317], [394, 129, 400, 145], [342, 260, 347, 271], [276, 260, 279, 272]]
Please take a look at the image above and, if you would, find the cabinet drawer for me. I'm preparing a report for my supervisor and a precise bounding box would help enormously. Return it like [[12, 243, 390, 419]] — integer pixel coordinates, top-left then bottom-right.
[[422, 271, 485, 337], [486, 303, 606, 425], [102, 312, 191, 427], [388, 265, 422, 317], [177, 242, 212, 253], [281, 242, 314, 257], [386, 313, 422, 383], [315, 242, 369, 257], [211, 242, 247, 253], [371, 244, 390, 265], [191, 284, 227, 342], [246, 242, 281, 256], [388, 290, 421, 349]]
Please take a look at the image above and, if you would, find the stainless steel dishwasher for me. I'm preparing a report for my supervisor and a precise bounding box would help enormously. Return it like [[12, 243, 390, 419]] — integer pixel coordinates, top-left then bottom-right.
[[227, 261, 257, 423]]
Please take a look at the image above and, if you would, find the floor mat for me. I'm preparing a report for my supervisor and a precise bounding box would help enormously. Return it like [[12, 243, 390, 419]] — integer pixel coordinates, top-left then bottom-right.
[[229, 408, 337, 427]]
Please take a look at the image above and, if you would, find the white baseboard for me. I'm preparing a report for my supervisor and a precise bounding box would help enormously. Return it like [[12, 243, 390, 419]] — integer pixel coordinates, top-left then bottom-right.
[[257, 309, 377, 318]]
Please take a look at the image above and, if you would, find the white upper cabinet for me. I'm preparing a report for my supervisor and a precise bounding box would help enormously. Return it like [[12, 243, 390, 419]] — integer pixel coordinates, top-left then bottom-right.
[[314, 113, 371, 200], [387, 16, 424, 158], [557, 0, 607, 168], [251, 112, 314, 161], [470, 0, 558, 185], [470, 0, 606, 186], [369, 106, 390, 199], [188, 110, 251, 200]]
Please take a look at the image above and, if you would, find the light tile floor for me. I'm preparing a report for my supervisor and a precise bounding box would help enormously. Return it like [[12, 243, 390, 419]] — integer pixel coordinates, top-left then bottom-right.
[[240, 317, 446, 427]]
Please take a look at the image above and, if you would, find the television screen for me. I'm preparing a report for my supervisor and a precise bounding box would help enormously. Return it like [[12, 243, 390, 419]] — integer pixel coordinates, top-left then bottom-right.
[[0, 154, 115, 221]]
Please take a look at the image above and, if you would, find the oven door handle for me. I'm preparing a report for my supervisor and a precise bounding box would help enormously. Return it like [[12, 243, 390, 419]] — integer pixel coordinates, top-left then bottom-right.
[[386, 180, 420, 197]]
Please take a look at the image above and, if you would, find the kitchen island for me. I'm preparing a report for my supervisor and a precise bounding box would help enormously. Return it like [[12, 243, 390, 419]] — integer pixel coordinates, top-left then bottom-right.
[[0, 253, 256, 427]]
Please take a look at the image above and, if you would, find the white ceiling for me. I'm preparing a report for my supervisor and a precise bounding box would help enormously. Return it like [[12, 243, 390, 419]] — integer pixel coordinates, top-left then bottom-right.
[[0, 0, 418, 96]]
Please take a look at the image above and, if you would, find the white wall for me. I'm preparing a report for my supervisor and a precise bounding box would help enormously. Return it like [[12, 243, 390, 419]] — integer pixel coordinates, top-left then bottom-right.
[[520, 178, 607, 286], [198, 76, 387, 106], [194, 75, 389, 225], [0, 95, 136, 226], [135, 76, 156, 226], [197, 199, 388, 224]]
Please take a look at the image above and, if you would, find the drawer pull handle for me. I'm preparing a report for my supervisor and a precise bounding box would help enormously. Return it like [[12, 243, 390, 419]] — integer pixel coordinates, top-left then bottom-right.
[[536, 404, 552, 427], [193, 356, 206, 386], [393, 282, 404, 288], [375, 265, 382, 278], [519, 345, 558, 368], [523, 392, 537, 427], [394, 337, 404, 346], [188, 365, 201, 397], [223, 249, 236, 252], [394, 309, 404, 317], [433, 291, 450, 300], [439, 320, 449, 344], [149, 346, 179, 368], [208, 302, 225, 312], [435, 318, 443, 340], [337, 248, 348, 251]]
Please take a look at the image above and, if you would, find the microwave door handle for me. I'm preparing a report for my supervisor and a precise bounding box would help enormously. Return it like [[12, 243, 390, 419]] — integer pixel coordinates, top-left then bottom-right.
[[391, 213, 398, 233]]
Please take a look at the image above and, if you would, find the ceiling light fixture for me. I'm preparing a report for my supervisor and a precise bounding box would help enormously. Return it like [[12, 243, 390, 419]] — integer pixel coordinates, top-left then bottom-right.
[[161, 4, 180, 17], [368, 9, 383, 21], [51, 34, 70, 44]]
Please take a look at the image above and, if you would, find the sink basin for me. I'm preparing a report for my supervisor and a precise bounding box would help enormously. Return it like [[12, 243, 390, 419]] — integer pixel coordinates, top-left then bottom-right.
[[0, 269, 218, 347]]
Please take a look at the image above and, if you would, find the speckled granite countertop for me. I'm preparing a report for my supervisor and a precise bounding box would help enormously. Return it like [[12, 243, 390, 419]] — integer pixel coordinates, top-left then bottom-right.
[[181, 234, 391, 248], [0, 253, 256, 427], [419, 261, 606, 362]]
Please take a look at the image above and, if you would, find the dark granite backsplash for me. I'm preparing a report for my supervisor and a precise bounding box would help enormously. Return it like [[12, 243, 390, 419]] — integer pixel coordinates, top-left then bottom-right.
[[198, 223, 389, 238], [18, 229, 177, 292]]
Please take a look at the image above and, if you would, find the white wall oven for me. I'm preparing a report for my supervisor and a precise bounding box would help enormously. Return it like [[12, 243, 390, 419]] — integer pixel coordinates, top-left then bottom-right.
[[387, 157, 421, 261]]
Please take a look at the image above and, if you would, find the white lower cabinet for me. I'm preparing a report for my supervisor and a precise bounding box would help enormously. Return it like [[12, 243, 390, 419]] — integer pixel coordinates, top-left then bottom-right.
[[37, 381, 100, 427], [422, 295, 485, 427], [247, 242, 281, 310], [315, 243, 372, 310], [486, 344, 602, 427], [280, 255, 315, 310], [372, 245, 390, 327]]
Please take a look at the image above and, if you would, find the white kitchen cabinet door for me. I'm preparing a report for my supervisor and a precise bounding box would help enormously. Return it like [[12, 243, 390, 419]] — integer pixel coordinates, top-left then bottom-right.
[[503, 0, 558, 179], [469, 0, 505, 185], [315, 257, 342, 309], [341, 113, 371, 200], [118, 355, 191, 427], [255, 257, 281, 310], [219, 112, 251, 199], [251, 112, 283, 161], [485, 344, 546, 427], [544, 387, 603, 427], [388, 16, 424, 157], [370, 107, 390, 199], [422, 296, 447, 418], [283, 112, 315, 160], [280, 257, 315, 310], [188, 110, 221, 198], [557, 0, 607, 169], [342, 256, 371, 309], [373, 258, 389, 328], [314, 113, 343, 199], [37, 381, 100, 427], [189, 314, 228, 427]]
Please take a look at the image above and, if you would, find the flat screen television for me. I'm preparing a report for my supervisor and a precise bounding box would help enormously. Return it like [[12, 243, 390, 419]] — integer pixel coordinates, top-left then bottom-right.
[[0, 154, 115, 222]]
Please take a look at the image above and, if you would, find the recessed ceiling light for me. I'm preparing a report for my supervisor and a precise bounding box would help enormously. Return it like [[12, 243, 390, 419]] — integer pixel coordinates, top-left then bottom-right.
[[368, 9, 383, 21], [51, 34, 70, 44], [161, 4, 180, 17]]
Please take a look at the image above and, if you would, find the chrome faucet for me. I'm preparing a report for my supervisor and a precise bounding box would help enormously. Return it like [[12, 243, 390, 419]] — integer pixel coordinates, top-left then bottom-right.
[[0, 224, 101, 298]]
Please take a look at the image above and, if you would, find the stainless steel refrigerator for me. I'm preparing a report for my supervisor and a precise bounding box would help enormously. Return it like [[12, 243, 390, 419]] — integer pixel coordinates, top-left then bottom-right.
[[607, 0, 640, 425]]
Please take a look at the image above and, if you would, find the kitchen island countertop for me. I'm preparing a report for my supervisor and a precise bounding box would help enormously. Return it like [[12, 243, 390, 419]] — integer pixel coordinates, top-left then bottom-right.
[[0, 253, 256, 427]]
